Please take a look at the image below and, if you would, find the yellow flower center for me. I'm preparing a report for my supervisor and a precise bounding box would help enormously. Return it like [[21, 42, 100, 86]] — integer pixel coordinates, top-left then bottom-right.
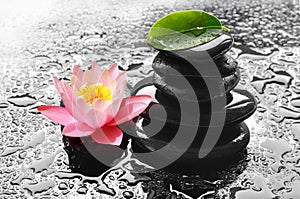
[[78, 83, 112, 104]]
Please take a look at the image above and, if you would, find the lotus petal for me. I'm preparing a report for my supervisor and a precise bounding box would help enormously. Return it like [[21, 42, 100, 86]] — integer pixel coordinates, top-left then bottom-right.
[[107, 95, 152, 126], [38, 105, 75, 126], [62, 121, 95, 137], [108, 63, 119, 80], [91, 126, 123, 145]]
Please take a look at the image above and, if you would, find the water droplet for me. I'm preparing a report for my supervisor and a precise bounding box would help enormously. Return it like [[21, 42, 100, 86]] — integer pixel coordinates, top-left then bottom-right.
[[285, 180, 300, 199], [251, 70, 293, 94], [77, 186, 88, 194], [261, 139, 291, 171], [0, 102, 9, 108], [21, 180, 55, 195], [58, 182, 68, 190], [291, 123, 300, 141], [235, 175, 275, 199], [18, 151, 27, 159], [123, 190, 134, 198], [291, 97, 300, 108], [7, 94, 37, 107], [279, 106, 300, 119], [119, 184, 127, 189], [0, 130, 45, 156], [28, 149, 62, 173]]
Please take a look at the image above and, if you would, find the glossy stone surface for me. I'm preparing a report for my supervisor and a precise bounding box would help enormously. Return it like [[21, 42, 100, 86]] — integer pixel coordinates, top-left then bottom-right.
[[152, 51, 238, 78], [132, 122, 250, 174], [152, 69, 240, 101], [133, 83, 257, 127], [215, 54, 238, 76]]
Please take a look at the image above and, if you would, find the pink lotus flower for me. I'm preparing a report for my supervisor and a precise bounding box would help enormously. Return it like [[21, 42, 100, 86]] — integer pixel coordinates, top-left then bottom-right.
[[38, 62, 152, 146]]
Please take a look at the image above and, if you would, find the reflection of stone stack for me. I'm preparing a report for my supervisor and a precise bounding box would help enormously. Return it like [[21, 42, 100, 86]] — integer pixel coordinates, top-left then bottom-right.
[[131, 33, 257, 173]]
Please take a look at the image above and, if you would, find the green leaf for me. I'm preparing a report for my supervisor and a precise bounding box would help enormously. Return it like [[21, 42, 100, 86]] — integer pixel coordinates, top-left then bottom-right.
[[146, 10, 230, 51]]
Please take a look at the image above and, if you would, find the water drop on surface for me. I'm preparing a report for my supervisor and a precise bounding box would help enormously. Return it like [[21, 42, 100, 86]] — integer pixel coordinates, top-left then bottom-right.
[[77, 186, 88, 194], [7, 94, 37, 107], [123, 190, 134, 198], [58, 182, 68, 190], [291, 97, 300, 108], [261, 139, 292, 172], [21, 180, 55, 195], [235, 175, 275, 199], [0, 102, 9, 108], [1, 1, 300, 198], [279, 106, 300, 119]]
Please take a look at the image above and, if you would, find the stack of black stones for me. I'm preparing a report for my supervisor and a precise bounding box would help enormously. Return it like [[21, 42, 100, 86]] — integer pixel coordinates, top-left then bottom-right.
[[62, 32, 257, 177], [131, 32, 257, 174]]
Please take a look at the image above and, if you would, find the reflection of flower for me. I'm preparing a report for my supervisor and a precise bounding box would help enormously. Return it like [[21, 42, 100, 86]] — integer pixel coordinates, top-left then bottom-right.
[[38, 62, 152, 146]]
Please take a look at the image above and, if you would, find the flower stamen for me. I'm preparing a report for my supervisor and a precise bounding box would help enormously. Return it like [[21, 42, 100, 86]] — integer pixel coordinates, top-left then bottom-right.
[[78, 83, 112, 104]]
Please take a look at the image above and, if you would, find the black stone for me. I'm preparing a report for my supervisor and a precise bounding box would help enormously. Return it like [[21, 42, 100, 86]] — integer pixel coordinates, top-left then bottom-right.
[[215, 54, 238, 76], [154, 86, 234, 107], [132, 83, 257, 127], [132, 122, 250, 174], [152, 68, 240, 101], [152, 52, 238, 78]]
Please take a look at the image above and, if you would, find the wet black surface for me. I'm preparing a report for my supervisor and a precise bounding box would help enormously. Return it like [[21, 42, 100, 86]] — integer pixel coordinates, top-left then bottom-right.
[[1, 0, 300, 198]]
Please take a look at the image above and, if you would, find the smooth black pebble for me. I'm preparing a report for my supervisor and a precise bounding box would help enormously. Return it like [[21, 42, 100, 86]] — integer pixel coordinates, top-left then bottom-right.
[[152, 69, 240, 102], [152, 51, 237, 78]]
